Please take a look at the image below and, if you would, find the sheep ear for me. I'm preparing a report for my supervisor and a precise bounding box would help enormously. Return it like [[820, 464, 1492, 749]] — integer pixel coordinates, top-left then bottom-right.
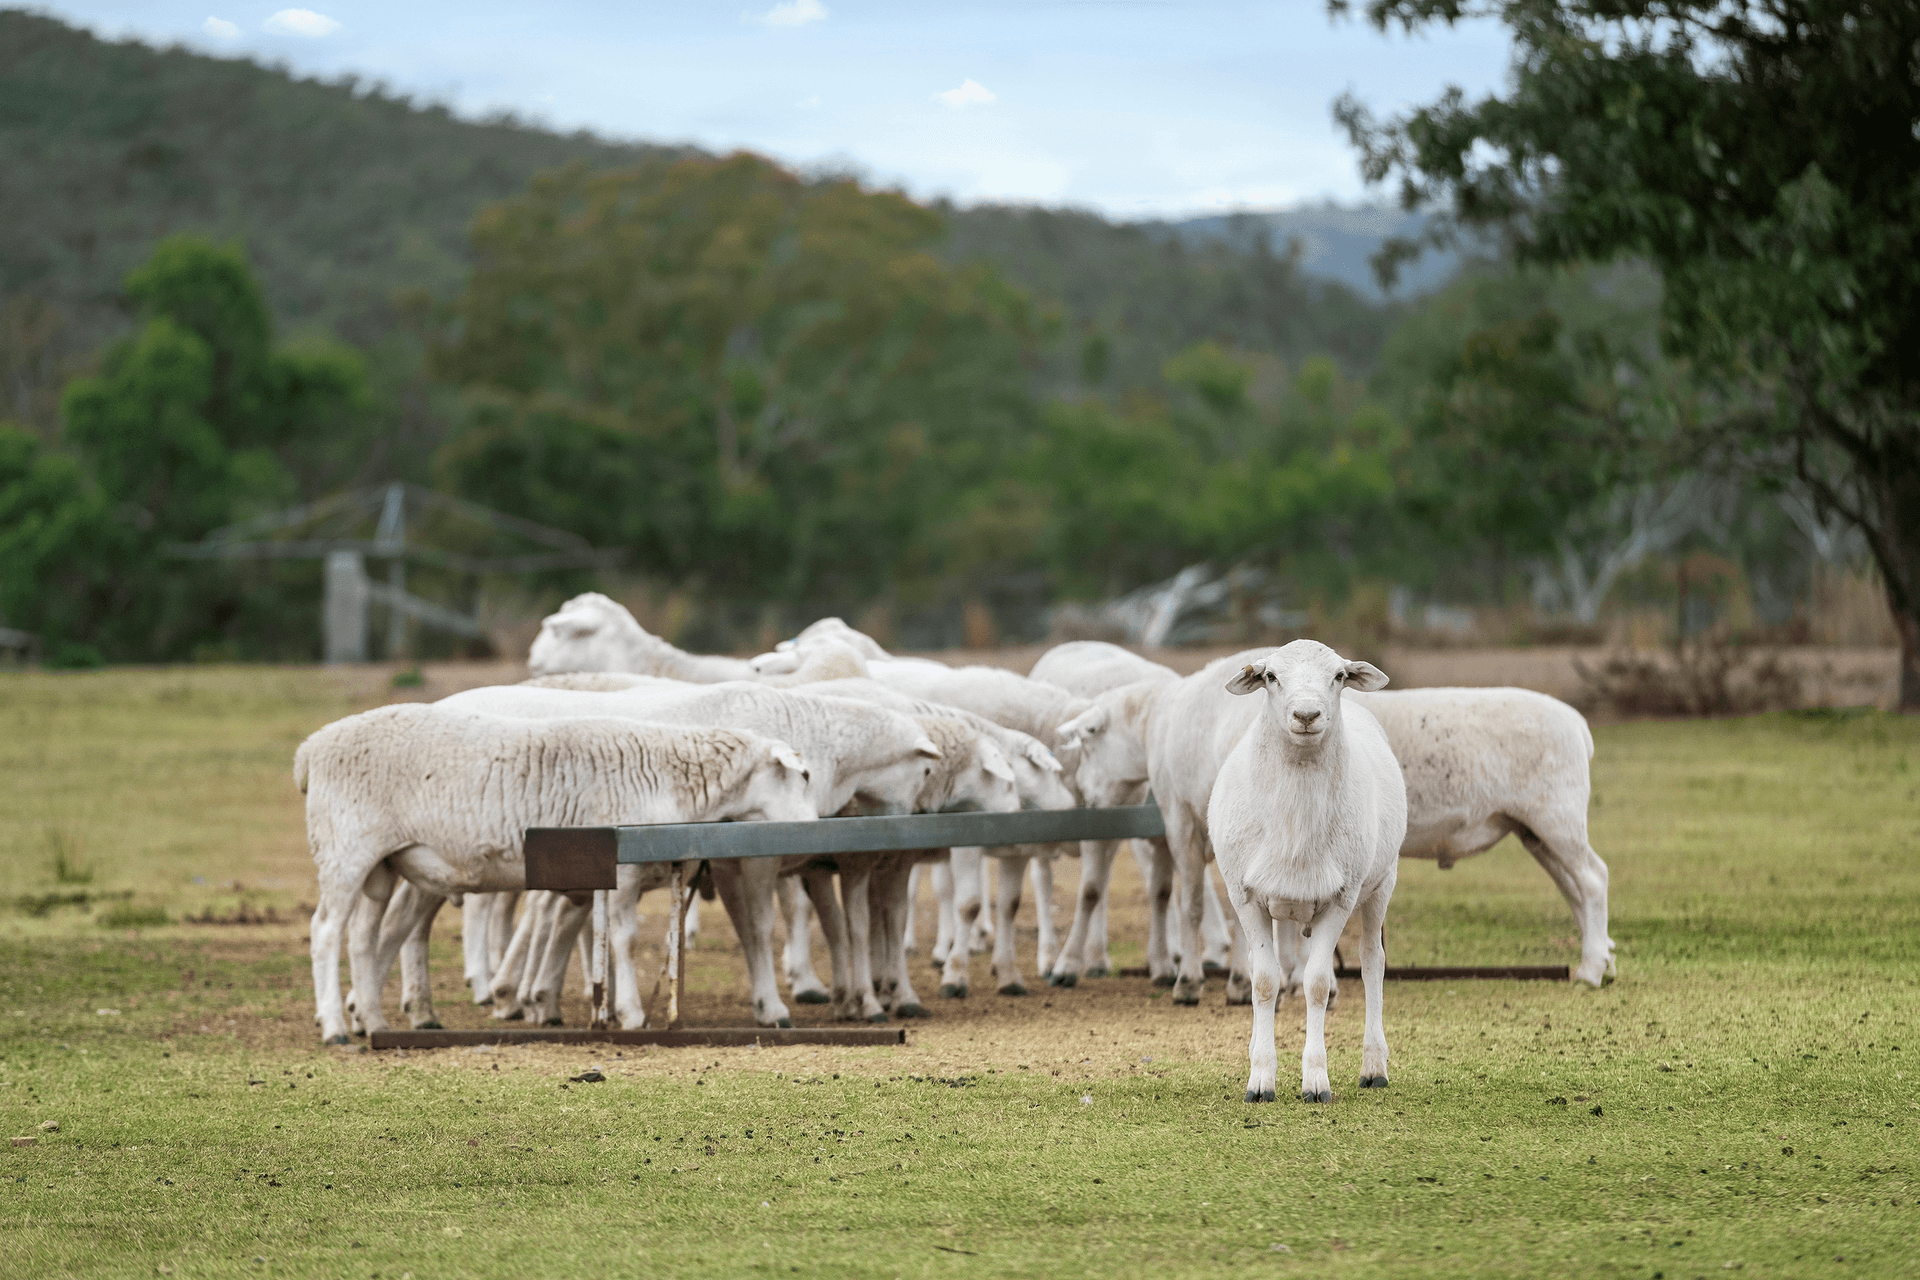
[[553, 617, 597, 640], [771, 744, 808, 776], [1224, 663, 1266, 695], [1027, 743, 1063, 773], [1342, 660, 1390, 691], [913, 737, 944, 759], [980, 744, 1016, 783]]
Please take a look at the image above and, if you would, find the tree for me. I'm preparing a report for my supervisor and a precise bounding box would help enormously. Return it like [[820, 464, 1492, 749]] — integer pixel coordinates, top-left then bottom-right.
[[433, 152, 1040, 605], [23, 236, 370, 659], [1336, 0, 1920, 705]]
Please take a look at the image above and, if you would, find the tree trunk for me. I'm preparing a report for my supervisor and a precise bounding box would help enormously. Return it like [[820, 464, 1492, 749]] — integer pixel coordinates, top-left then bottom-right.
[[1891, 600, 1920, 712]]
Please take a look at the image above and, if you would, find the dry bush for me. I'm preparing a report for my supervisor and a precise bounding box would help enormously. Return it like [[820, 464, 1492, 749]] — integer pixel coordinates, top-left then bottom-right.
[[1574, 635, 1805, 718]]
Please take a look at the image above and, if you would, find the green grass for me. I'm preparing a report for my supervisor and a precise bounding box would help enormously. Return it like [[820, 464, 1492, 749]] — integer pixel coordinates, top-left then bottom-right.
[[2, 669, 1918, 1277]]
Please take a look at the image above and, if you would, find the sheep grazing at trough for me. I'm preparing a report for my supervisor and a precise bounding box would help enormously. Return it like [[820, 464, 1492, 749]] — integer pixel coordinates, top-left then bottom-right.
[[294, 704, 815, 1043], [527, 592, 758, 681], [1207, 643, 1406, 1103], [862, 662, 1095, 996], [1026, 641, 1236, 988], [1058, 651, 1617, 999], [421, 680, 945, 1027]]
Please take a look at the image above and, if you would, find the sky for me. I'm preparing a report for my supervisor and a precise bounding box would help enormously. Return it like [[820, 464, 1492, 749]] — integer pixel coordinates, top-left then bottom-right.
[[44, 1, 1513, 220]]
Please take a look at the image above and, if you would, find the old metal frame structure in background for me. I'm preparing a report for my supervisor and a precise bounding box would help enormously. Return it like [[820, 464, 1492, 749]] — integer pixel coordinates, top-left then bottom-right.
[[368, 802, 1567, 1051], [167, 481, 621, 662]]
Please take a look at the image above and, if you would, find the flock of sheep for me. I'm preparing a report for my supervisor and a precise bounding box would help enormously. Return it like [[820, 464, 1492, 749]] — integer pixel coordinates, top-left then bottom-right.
[[296, 592, 1613, 1102]]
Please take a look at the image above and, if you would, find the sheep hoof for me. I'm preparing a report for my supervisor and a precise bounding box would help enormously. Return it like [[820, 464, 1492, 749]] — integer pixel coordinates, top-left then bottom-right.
[[542, 1018, 565, 1027], [793, 989, 831, 1004], [940, 984, 968, 999], [1048, 972, 1078, 989], [867, 1012, 890, 1024], [1151, 974, 1176, 989], [1085, 966, 1110, 978], [776, 1018, 794, 1029], [1245, 1088, 1276, 1104], [503, 1009, 525, 1022], [894, 1003, 930, 1019], [998, 983, 1028, 997], [1171, 984, 1201, 1006], [1359, 1076, 1389, 1089], [1301, 1090, 1332, 1104], [1202, 961, 1230, 977], [324, 1034, 353, 1046]]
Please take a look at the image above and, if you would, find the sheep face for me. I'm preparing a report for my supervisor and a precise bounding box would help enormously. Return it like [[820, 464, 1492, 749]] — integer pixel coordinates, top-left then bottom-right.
[[1224, 640, 1388, 750], [926, 739, 1022, 815], [1010, 743, 1076, 811], [1055, 701, 1146, 807], [527, 593, 641, 675], [846, 736, 947, 816], [730, 743, 820, 824]]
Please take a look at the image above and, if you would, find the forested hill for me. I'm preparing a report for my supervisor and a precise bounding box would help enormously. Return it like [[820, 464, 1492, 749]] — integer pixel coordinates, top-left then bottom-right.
[[0, 10, 1400, 412], [0, 9, 674, 363]]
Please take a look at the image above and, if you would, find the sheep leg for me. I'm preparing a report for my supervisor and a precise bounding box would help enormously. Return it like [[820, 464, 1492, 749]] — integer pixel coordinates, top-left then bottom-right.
[[1051, 839, 1117, 987], [461, 893, 495, 1003], [875, 856, 929, 1017], [1028, 855, 1058, 978], [395, 888, 446, 1029], [507, 892, 563, 1021], [1200, 864, 1235, 976], [839, 858, 888, 1022], [930, 857, 956, 966], [902, 863, 921, 955], [777, 875, 831, 1003], [490, 891, 543, 1019], [991, 852, 1030, 996], [1230, 894, 1285, 1102], [486, 890, 520, 985], [309, 875, 366, 1044], [1298, 899, 1358, 1103], [800, 868, 859, 1020], [530, 892, 593, 1025], [1163, 811, 1210, 1005], [1086, 866, 1114, 977], [1517, 816, 1615, 987], [866, 859, 898, 1011], [684, 892, 702, 942], [1218, 865, 1254, 1006], [608, 870, 647, 1030], [1357, 873, 1396, 1088], [969, 853, 996, 954], [343, 892, 379, 1035], [1136, 838, 1177, 986], [346, 860, 396, 1035], [940, 848, 984, 998], [1272, 917, 1307, 999], [710, 857, 794, 1028]]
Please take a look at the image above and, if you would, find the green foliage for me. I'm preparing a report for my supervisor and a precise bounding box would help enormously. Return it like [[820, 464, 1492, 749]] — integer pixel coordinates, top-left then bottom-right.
[[433, 154, 1042, 604], [1338, 0, 1920, 698], [1027, 346, 1402, 597], [1375, 264, 1675, 570], [0, 238, 371, 660]]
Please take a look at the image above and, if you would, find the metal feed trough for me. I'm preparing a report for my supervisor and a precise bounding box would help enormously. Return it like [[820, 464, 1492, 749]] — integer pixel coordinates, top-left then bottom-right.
[[368, 802, 1565, 1050]]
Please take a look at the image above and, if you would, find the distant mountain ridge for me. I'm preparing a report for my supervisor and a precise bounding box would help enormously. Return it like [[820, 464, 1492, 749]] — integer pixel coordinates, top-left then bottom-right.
[[1158, 203, 1463, 299]]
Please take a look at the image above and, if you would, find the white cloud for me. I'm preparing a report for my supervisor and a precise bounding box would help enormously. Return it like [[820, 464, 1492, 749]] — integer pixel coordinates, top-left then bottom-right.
[[202, 16, 241, 40], [933, 79, 996, 108], [749, 0, 828, 28], [796, 94, 822, 109], [263, 9, 342, 38]]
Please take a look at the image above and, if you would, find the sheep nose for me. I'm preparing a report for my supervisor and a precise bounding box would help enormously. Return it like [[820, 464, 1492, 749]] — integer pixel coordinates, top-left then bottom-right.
[[1293, 709, 1322, 727]]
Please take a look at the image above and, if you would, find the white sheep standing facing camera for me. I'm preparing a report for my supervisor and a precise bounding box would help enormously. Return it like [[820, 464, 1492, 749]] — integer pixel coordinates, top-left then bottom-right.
[[1207, 641, 1407, 1104]]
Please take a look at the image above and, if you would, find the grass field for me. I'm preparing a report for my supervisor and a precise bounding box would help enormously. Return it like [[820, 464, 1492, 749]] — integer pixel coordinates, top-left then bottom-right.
[[2, 666, 1917, 1278]]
